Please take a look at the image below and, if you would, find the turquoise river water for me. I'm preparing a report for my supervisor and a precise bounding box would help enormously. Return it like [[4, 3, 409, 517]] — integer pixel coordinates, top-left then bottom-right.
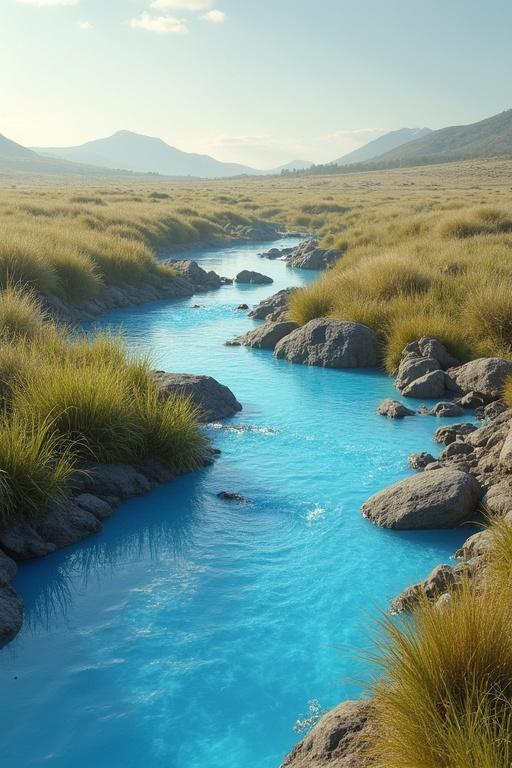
[[0, 237, 474, 767]]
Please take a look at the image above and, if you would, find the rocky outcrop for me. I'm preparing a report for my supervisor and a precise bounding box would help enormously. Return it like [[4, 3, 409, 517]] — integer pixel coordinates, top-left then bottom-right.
[[286, 239, 343, 270], [447, 358, 512, 402], [169, 259, 230, 290], [226, 321, 299, 350], [235, 270, 274, 285], [153, 372, 242, 422], [223, 221, 282, 241], [395, 338, 459, 399], [361, 469, 481, 529], [390, 564, 462, 614], [429, 401, 464, 418], [377, 400, 416, 419], [409, 452, 436, 470], [282, 699, 373, 768], [249, 288, 297, 322], [274, 319, 378, 369], [434, 422, 478, 445]]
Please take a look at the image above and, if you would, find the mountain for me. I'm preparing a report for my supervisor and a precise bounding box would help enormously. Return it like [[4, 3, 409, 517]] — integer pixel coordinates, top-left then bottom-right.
[[269, 159, 314, 173], [333, 128, 432, 165], [372, 109, 512, 166], [0, 132, 38, 160], [36, 130, 258, 178]]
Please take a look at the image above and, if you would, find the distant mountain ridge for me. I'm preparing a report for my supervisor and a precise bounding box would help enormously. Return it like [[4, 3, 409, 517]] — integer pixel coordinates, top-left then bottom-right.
[[0, 132, 37, 160], [334, 127, 432, 165]]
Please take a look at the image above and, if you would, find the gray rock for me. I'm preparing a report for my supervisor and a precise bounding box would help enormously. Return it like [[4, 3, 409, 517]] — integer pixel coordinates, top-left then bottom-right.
[[235, 270, 273, 285], [227, 321, 299, 350], [80, 464, 152, 500], [377, 399, 416, 418], [169, 260, 222, 290], [153, 372, 242, 422], [434, 422, 478, 445], [259, 246, 293, 260], [32, 500, 103, 549], [75, 493, 114, 521], [396, 356, 441, 392], [0, 520, 56, 560], [282, 699, 373, 768], [249, 288, 297, 322], [429, 401, 465, 418], [401, 370, 446, 399], [455, 391, 487, 409], [390, 564, 459, 614], [483, 481, 512, 515], [409, 452, 436, 470], [456, 530, 493, 560], [403, 338, 459, 369], [274, 319, 378, 368], [441, 441, 474, 459], [286, 239, 342, 270], [447, 358, 512, 402], [484, 400, 509, 420], [0, 550, 17, 585], [0, 584, 23, 645], [499, 426, 512, 467], [361, 468, 482, 529]]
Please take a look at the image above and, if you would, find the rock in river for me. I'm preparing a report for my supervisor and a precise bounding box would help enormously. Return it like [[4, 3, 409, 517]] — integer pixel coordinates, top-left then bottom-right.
[[377, 399, 416, 418], [249, 288, 297, 322], [235, 270, 274, 285], [226, 321, 299, 350], [153, 372, 242, 422], [361, 468, 482, 529], [274, 318, 378, 368]]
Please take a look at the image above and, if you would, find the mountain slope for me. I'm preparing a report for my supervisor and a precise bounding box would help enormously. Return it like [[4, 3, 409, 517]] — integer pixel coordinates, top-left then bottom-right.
[[36, 130, 258, 178], [269, 159, 313, 173], [0, 132, 38, 160], [373, 109, 512, 165], [334, 128, 432, 165]]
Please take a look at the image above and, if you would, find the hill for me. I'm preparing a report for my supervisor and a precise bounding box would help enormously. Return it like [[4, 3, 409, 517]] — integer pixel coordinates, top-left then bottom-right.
[[373, 109, 512, 165], [36, 130, 258, 178], [334, 127, 431, 165], [0, 132, 38, 160]]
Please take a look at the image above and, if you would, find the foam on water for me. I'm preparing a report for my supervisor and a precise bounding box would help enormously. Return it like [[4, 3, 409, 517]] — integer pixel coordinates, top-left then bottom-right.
[[0, 237, 475, 767]]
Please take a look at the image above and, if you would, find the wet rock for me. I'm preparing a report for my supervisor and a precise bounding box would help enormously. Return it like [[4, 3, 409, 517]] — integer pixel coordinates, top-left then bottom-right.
[[249, 288, 297, 322], [434, 422, 478, 445], [274, 319, 378, 369], [377, 399, 416, 418], [169, 260, 223, 290], [286, 239, 342, 270], [429, 401, 465, 418], [153, 372, 242, 422], [282, 699, 373, 768], [0, 584, 23, 645], [447, 358, 512, 402], [361, 468, 482, 529], [227, 321, 299, 350], [237, 303, 249, 311], [401, 370, 447, 399], [409, 452, 436, 470], [217, 491, 248, 503], [235, 270, 274, 285]]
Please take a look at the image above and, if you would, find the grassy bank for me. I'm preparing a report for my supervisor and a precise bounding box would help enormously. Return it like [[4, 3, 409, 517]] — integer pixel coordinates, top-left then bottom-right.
[[0, 287, 207, 525]]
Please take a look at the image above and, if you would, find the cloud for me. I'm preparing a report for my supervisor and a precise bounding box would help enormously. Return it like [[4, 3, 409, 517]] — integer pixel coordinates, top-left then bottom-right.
[[150, 0, 211, 9], [128, 12, 188, 34], [201, 9, 225, 22], [16, 0, 79, 5], [77, 20, 92, 30]]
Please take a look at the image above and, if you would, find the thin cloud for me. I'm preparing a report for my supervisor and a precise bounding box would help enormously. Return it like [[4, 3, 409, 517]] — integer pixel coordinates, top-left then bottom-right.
[[77, 20, 93, 30], [201, 9, 225, 22], [128, 12, 188, 34], [16, 0, 79, 5], [150, 0, 212, 9]]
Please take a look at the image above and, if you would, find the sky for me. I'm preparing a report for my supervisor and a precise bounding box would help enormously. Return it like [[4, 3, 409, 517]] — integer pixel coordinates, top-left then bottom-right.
[[1, 0, 512, 169]]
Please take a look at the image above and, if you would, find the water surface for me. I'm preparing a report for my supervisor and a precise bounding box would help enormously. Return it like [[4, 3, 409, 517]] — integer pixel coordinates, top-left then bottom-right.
[[0, 237, 473, 767]]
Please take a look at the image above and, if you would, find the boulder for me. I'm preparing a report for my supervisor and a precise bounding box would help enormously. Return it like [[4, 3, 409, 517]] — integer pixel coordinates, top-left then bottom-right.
[[404, 338, 459, 369], [499, 425, 512, 467], [0, 519, 56, 560], [377, 399, 416, 418], [274, 319, 378, 369], [31, 500, 103, 549], [235, 270, 273, 285], [226, 321, 299, 350], [429, 401, 465, 418], [0, 584, 23, 645], [286, 239, 342, 270], [169, 260, 222, 290], [447, 358, 512, 402], [249, 288, 297, 322], [390, 564, 459, 614], [483, 481, 512, 516], [75, 493, 114, 521], [434, 422, 477, 445], [153, 372, 242, 422], [484, 400, 509, 420], [441, 441, 474, 459], [236, 304, 249, 311], [401, 370, 446, 399], [0, 550, 17, 585], [455, 391, 487, 409], [361, 468, 482, 529], [282, 699, 373, 768], [259, 246, 293, 260], [226, 221, 281, 241], [409, 452, 436, 470], [396, 356, 441, 392]]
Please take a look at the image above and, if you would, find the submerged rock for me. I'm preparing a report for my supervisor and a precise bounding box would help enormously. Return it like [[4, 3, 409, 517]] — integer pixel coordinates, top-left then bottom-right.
[[274, 319, 378, 369], [153, 372, 242, 422], [377, 399, 416, 418], [217, 491, 248, 503], [282, 699, 373, 768], [361, 468, 482, 529], [235, 270, 274, 285], [226, 321, 299, 350], [249, 288, 297, 322]]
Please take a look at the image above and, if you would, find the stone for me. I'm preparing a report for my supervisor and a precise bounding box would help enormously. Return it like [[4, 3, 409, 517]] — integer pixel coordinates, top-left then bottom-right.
[[429, 401, 465, 418], [32, 500, 103, 549], [416, 337, 459, 369], [484, 400, 509, 420], [441, 441, 474, 459], [499, 426, 512, 467], [226, 221, 281, 241], [361, 469, 482, 529], [74, 493, 114, 521], [0, 520, 56, 560], [274, 319, 378, 369], [434, 422, 478, 445], [483, 481, 512, 516], [169, 260, 222, 290], [0, 550, 17, 585], [456, 530, 493, 560], [447, 358, 512, 402], [236, 304, 249, 311], [80, 464, 152, 500], [217, 492, 248, 503], [286, 239, 343, 270], [455, 392, 487, 409], [401, 370, 447, 399], [377, 399, 416, 418], [153, 372, 242, 422], [235, 270, 273, 285], [396, 355, 441, 392], [390, 564, 459, 614], [0, 584, 23, 645], [409, 452, 436, 470], [282, 699, 373, 768], [249, 288, 297, 322], [227, 321, 300, 350]]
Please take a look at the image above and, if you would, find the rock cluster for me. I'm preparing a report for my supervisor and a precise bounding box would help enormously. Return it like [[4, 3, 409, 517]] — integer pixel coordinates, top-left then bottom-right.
[[259, 246, 294, 260], [286, 239, 343, 270], [274, 319, 378, 369], [226, 321, 299, 350], [249, 288, 297, 321], [395, 337, 459, 398], [169, 259, 231, 290]]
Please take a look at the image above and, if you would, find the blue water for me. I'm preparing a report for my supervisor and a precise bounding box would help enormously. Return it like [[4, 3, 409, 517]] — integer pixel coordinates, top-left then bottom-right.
[[0, 237, 474, 768]]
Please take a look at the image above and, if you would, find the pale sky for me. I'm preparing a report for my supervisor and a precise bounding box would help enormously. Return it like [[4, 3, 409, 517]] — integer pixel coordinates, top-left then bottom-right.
[[1, 0, 511, 168]]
